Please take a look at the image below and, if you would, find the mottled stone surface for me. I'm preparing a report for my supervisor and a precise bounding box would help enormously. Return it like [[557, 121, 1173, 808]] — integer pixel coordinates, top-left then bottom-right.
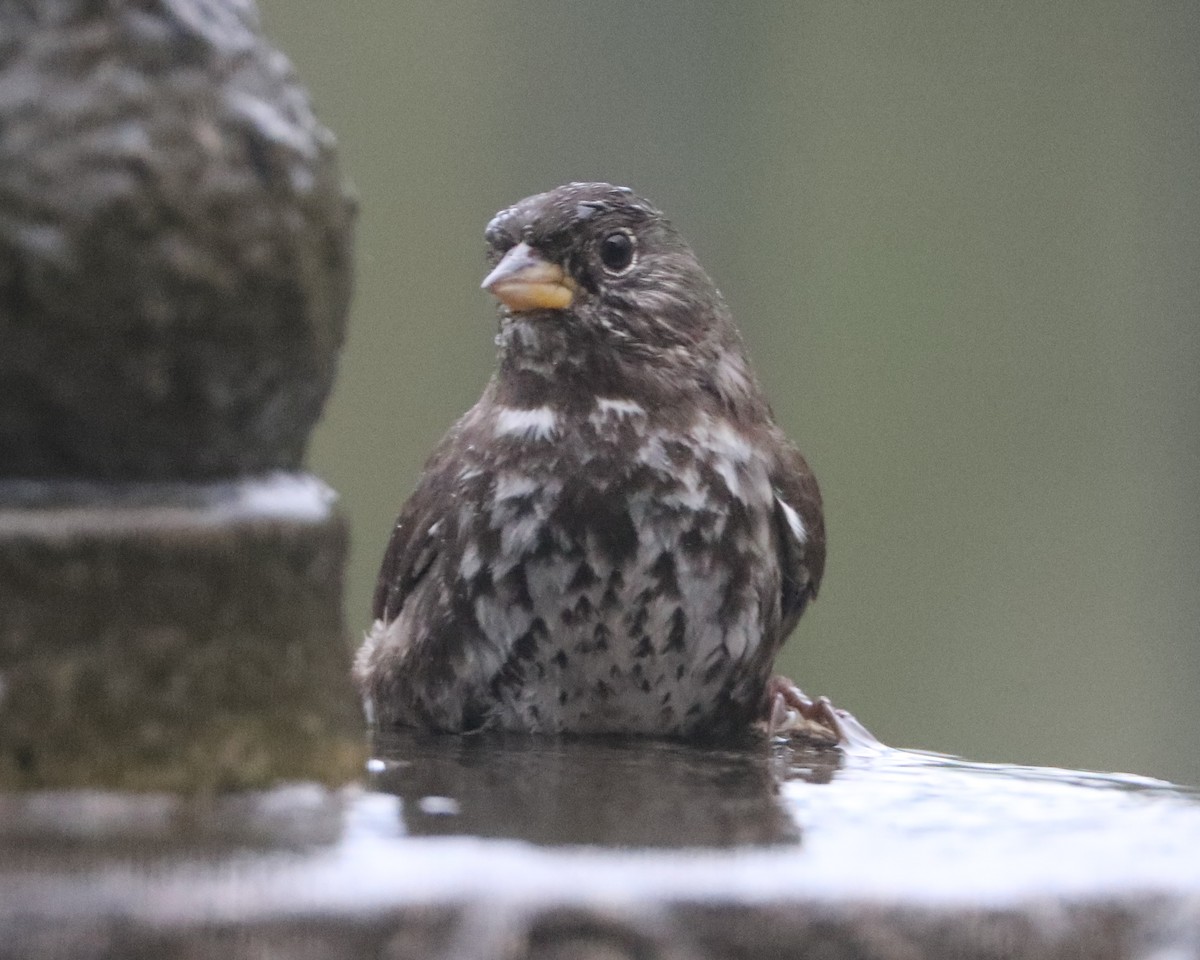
[[0, 0, 354, 478], [0, 475, 364, 790], [2, 737, 1199, 959], [0, 0, 360, 790]]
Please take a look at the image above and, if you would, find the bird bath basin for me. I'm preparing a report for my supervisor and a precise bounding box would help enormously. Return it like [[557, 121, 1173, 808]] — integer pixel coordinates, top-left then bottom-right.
[[4, 733, 1200, 959]]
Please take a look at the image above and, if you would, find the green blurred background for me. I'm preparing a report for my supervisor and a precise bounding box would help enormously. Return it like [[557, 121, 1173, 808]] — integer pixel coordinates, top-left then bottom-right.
[[259, 1, 1200, 785]]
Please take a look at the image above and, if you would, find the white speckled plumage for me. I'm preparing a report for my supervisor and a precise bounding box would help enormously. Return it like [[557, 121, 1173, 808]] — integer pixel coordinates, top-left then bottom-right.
[[357, 183, 824, 737]]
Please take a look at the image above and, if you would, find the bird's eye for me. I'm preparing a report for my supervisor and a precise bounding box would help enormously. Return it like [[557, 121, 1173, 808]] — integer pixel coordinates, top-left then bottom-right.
[[598, 231, 635, 272]]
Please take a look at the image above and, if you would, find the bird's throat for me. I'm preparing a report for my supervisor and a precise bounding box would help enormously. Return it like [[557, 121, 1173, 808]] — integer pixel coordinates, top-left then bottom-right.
[[495, 314, 599, 377]]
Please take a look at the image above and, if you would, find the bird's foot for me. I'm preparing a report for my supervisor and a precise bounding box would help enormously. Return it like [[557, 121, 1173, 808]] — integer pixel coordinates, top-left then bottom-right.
[[761, 677, 882, 751]]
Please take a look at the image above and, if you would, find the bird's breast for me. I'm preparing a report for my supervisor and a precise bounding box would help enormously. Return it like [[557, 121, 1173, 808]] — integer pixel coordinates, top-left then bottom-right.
[[453, 400, 780, 734]]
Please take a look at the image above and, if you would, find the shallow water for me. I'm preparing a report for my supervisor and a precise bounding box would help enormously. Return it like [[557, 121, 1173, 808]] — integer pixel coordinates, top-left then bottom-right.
[[4, 732, 1200, 930], [365, 731, 1200, 899]]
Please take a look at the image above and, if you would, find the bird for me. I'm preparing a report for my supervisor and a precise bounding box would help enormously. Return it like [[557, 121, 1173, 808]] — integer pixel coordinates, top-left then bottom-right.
[[355, 182, 838, 740]]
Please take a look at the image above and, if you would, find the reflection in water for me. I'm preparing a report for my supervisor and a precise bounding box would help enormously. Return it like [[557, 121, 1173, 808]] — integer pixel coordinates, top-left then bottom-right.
[[370, 730, 842, 848], [370, 727, 1200, 890], [4, 733, 1200, 939]]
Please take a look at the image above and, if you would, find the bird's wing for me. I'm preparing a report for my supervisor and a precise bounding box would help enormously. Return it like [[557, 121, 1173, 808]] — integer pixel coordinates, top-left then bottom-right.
[[371, 482, 444, 624], [370, 420, 474, 625], [770, 439, 826, 638]]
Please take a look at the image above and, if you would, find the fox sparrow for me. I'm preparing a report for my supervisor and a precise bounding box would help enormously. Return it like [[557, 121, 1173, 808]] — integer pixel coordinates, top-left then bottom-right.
[[356, 182, 833, 739]]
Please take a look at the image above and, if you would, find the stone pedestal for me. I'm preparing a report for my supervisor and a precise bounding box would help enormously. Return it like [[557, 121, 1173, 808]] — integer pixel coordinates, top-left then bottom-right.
[[0, 0, 362, 789], [0, 0, 354, 481], [0, 475, 362, 790]]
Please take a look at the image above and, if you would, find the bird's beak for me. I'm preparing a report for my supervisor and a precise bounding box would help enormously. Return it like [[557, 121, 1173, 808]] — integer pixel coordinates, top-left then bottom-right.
[[481, 242, 576, 312]]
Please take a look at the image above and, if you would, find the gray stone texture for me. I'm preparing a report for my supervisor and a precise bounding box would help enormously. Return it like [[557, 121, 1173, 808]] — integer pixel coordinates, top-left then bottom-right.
[[4, 736, 1200, 959], [10, 900, 1190, 960], [0, 0, 354, 479], [0, 475, 365, 790], [0, 0, 361, 790]]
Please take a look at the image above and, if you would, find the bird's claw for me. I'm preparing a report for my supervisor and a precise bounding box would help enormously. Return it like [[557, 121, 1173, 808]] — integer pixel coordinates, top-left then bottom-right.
[[761, 677, 882, 751]]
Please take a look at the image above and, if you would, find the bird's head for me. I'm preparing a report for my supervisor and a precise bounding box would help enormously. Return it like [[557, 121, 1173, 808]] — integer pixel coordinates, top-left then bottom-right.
[[482, 183, 734, 358]]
